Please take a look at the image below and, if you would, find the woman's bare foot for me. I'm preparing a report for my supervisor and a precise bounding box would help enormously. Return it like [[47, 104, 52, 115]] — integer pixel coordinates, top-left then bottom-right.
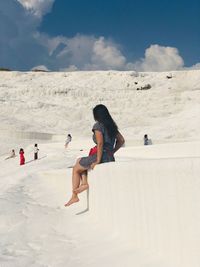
[[74, 184, 89, 194], [64, 196, 79, 207]]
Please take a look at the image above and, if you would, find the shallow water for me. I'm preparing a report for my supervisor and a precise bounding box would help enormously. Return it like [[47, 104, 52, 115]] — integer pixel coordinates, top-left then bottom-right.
[[0, 131, 54, 156], [0, 130, 53, 140]]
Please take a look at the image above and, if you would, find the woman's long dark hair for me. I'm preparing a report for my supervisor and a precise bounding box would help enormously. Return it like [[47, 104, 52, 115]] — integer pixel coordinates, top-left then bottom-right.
[[93, 104, 118, 138]]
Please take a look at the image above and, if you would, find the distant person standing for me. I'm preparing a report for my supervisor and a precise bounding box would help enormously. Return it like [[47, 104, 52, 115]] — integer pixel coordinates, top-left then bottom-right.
[[34, 144, 39, 160], [19, 148, 25, 165], [65, 134, 72, 148], [144, 134, 149, 145], [144, 134, 152, 145]]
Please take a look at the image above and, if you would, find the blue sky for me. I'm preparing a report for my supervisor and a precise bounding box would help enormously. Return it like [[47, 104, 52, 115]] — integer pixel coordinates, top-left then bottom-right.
[[0, 0, 199, 71], [41, 0, 200, 67]]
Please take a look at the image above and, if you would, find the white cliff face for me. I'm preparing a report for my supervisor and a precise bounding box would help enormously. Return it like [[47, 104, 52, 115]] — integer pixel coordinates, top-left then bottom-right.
[[89, 142, 200, 267], [0, 70, 200, 141]]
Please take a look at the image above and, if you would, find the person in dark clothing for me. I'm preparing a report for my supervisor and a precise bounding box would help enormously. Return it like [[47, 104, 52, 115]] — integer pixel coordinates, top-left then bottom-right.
[[34, 144, 39, 160], [65, 104, 125, 207], [144, 134, 149, 145]]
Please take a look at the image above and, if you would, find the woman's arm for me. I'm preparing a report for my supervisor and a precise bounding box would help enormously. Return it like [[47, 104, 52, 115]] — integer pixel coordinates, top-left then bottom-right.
[[91, 130, 103, 169], [113, 131, 125, 154], [95, 130, 104, 163]]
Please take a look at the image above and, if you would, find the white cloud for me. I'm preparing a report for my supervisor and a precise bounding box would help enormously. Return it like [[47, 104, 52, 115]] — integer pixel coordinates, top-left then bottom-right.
[[0, 1, 131, 71], [56, 35, 96, 67], [91, 37, 126, 70], [0, 1, 195, 72], [17, 0, 54, 18], [31, 65, 49, 71], [132, 44, 184, 71], [187, 63, 200, 70], [60, 65, 78, 72], [38, 34, 127, 71], [0, 0, 49, 70]]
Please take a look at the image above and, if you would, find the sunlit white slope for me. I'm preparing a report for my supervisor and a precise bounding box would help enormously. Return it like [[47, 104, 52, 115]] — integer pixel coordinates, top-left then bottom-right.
[[1, 70, 200, 266], [1, 139, 200, 266], [0, 70, 199, 142]]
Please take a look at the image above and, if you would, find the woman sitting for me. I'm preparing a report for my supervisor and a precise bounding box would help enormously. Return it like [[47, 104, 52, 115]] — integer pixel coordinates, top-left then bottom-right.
[[65, 104, 125, 207]]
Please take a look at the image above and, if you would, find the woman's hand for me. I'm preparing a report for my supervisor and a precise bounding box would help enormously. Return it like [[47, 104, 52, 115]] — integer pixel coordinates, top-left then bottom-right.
[[90, 162, 98, 170]]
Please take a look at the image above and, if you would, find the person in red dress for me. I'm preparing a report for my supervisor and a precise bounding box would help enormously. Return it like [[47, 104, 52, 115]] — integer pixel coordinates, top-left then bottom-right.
[[19, 148, 25, 165]]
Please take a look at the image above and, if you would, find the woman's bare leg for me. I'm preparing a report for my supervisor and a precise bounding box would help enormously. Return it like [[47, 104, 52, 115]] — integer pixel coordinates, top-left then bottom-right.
[[81, 171, 88, 184], [65, 161, 88, 206], [74, 170, 89, 194]]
